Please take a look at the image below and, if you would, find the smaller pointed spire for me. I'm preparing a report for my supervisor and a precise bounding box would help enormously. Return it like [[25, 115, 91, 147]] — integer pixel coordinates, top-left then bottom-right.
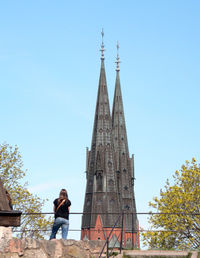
[[115, 41, 121, 71], [100, 29, 105, 60]]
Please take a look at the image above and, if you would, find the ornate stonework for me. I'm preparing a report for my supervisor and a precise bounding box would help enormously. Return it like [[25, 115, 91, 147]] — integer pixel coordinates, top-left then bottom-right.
[[81, 37, 139, 248]]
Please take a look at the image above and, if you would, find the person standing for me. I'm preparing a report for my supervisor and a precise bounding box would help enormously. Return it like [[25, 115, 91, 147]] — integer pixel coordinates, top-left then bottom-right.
[[50, 189, 71, 240]]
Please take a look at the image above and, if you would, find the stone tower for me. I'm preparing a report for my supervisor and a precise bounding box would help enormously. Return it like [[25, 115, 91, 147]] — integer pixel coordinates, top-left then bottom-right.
[[81, 31, 121, 244], [112, 43, 139, 248], [81, 33, 139, 248]]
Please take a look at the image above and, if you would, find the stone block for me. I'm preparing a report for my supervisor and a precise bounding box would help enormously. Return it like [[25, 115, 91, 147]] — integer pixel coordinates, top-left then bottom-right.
[[41, 239, 63, 257], [23, 249, 47, 258], [5, 239, 25, 255], [24, 238, 40, 249], [0, 227, 12, 252]]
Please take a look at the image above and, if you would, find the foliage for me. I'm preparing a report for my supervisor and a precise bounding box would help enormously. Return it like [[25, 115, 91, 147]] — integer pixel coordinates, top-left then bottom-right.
[[142, 158, 200, 250], [0, 143, 53, 239]]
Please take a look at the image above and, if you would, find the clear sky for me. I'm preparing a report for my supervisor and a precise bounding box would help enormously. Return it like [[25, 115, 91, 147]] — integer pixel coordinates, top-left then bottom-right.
[[1, 0, 200, 243]]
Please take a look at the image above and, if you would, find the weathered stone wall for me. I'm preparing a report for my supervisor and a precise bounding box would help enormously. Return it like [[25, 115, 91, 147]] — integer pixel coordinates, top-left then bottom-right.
[[0, 237, 199, 258], [0, 227, 12, 252], [122, 250, 199, 258], [0, 238, 105, 258]]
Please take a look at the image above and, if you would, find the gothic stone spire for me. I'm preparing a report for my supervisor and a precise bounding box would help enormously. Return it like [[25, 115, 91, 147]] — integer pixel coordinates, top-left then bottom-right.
[[112, 43, 138, 238], [81, 33, 120, 235]]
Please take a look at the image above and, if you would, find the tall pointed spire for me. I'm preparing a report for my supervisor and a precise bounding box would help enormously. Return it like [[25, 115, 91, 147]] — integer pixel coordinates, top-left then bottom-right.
[[81, 35, 139, 248], [100, 28, 105, 60], [116, 41, 120, 71], [112, 41, 129, 162], [112, 42, 139, 247], [81, 32, 121, 244]]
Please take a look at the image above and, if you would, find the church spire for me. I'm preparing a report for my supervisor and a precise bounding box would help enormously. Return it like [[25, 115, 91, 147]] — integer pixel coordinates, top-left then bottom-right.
[[81, 35, 139, 248], [115, 41, 120, 71], [81, 32, 120, 239], [112, 41, 129, 161], [100, 29, 105, 60], [112, 43, 138, 240]]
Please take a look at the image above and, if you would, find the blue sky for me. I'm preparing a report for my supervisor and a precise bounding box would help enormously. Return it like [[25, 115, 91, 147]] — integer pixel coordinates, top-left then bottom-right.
[[1, 1, 200, 242]]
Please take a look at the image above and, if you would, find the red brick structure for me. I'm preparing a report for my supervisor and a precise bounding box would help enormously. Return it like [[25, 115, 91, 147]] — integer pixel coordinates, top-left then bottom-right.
[[81, 32, 139, 248], [81, 215, 139, 249]]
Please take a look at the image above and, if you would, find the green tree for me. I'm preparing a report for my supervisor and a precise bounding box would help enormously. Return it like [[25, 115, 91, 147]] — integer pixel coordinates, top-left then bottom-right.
[[0, 143, 53, 239], [142, 158, 200, 250]]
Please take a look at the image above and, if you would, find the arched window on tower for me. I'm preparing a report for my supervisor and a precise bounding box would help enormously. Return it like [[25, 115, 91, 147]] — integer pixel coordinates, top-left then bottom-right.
[[96, 170, 103, 191]]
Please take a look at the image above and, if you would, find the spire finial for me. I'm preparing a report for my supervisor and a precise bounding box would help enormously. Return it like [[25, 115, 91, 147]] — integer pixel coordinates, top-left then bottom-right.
[[101, 28, 104, 40], [100, 28, 105, 60], [116, 41, 120, 71]]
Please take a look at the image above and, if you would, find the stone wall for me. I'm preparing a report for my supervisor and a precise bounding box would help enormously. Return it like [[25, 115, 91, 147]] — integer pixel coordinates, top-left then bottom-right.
[[0, 227, 12, 252], [123, 250, 199, 258], [0, 238, 105, 258], [0, 236, 199, 258]]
